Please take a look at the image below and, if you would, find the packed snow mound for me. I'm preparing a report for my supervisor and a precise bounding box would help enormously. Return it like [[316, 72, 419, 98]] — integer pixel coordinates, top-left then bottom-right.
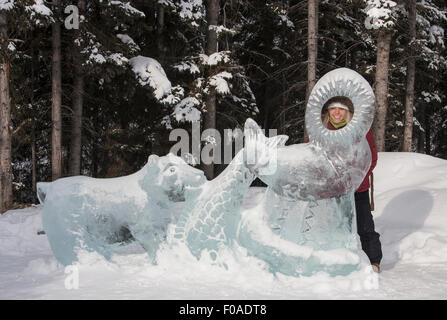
[[0, 206, 50, 256], [372, 152, 447, 268], [1, 152, 447, 299]]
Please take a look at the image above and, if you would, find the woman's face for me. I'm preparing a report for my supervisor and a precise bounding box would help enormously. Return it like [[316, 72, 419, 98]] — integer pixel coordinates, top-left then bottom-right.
[[328, 107, 347, 124]]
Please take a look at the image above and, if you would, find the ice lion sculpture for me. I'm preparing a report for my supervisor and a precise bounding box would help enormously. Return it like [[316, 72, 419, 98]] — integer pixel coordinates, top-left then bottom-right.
[[37, 153, 206, 265]]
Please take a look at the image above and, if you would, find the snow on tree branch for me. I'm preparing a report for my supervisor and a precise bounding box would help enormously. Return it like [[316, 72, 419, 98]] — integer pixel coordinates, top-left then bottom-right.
[[199, 51, 231, 66], [159, 0, 204, 26], [26, 0, 51, 16], [209, 25, 238, 37], [117, 34, 140, 53], [173, 61, 200, 74], [108, 53, 128, 66], [173, 97, 201, 122], [209, 71, 232, 95], [129, 55, 183, 104], [364, 0, 398, 30], [428, 25, 445, 47], [0, 0, 14, 11], [25, 0, 53, 25], [130, 56, 171, 99], [109, 0, 145, 17], [422, 91, 442, 103]]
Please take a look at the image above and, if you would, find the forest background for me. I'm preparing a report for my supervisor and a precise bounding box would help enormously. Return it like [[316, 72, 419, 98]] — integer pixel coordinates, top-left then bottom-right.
[[0, 0, 446, 212]]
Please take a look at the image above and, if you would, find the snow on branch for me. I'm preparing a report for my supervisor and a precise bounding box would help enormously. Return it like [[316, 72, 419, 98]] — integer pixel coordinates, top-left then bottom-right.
[[0, 0, 14, 11], [26, 0, 51, 16], [177, 0, 203, 21], [209, 25, 238, 37], [429, 25, 445, 47], [173, 97, 201, 122], [422, 91, 442, 103], [420, 0, 447, 22], [81, 34, 107, 65], [129, 55, 182, 104], [199, 51, 231, 66], [130, 56, 171, 99], [278, 14, 294, 29], [117, 34, 140, 52], [173, 61, 200, 74], [108, 53, 128, 66], [159, 0, 204, 26], [364, 0, 398, 30], [209, 71, 232, 95], [109, 0, 145, 17], [25, 0, 53, 25]]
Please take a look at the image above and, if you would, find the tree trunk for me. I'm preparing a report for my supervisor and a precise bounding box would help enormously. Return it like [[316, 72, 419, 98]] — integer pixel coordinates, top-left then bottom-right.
[[425, 104, 431, 155], [202, 0, 219, 180], [417, 104, 425, 153], [157, 4, 166, 61], [69, 0, 85, 176], [402, 0, 416, 152], [304, 0, 318, 141], [52, 0, 63, 181], [31, 43, 37, 203], [372, 30, 392, 152], [280, 76, 286, 135], [31, 123, 37, 203], [0, 12, 12, 213], [69, 57, 83, 176]]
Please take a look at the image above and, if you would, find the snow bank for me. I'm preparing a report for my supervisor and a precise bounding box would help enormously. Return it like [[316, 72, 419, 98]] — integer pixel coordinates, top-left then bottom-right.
[[0, 206, 50, 256], [373, 152, 447, 269]]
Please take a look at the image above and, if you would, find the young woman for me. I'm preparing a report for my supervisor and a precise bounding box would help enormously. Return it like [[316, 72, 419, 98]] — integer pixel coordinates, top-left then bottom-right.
[[322, 96, 383, 273]]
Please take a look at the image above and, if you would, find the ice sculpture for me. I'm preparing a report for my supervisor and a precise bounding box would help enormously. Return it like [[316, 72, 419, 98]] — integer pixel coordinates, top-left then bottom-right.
[[37, 67, 375, 278], [168, 70, 375, 275], [246, 68, 375, 200], [238, 190, 360, 276], [171, 124, 288, 260], [37, 154, 206, 265], [238, 67, 375, 276]]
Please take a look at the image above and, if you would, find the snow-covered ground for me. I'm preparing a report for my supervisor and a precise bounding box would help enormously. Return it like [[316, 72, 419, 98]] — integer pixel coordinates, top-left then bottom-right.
[[1, 152, 447, 300]]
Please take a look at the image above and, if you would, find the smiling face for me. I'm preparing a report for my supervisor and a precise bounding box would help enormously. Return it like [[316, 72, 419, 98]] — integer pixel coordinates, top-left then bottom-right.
[[328, 106, 347, 124], [321, 96, 354, 128]]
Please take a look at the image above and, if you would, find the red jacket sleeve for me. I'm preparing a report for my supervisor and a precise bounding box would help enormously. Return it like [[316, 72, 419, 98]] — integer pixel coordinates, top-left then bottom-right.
[[355, 129, 378, 192], [366, 129, 378, 175]]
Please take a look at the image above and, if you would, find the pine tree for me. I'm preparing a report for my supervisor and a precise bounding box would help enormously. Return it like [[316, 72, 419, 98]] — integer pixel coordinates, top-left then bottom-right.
[[0, 7, 12, 212], [402, 0, 416, 152], [1, 0, 53, 209], [68, 0, 85, 176], [51, 0, 62, 180]]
